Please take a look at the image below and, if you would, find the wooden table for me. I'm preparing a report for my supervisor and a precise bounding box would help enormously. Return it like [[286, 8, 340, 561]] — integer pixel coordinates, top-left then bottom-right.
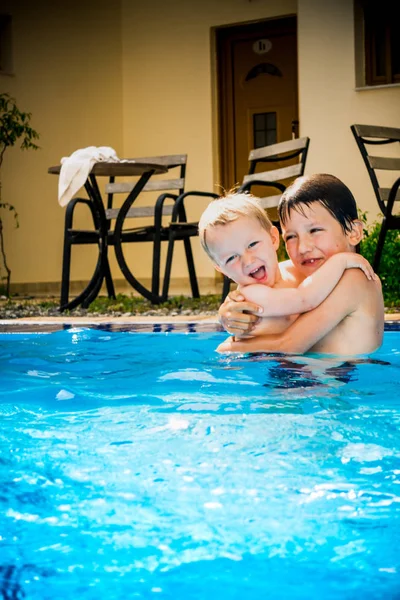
[[49, 161, 168, 310]]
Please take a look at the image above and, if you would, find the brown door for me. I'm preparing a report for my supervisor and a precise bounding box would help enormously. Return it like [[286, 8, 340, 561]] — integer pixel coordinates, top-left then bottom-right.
[[217, 17, 298, 191]]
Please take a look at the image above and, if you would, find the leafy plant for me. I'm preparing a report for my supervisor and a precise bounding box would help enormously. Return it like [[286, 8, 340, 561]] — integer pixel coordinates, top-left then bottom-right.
[[359, 213, 400, 307], [276, 237, 289, 262], [0, 93, 39, 296]]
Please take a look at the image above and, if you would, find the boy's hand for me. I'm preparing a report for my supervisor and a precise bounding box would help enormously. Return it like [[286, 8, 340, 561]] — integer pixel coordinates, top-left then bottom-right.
[[342, 253, 377, 281], [218, 289, 263, 337]]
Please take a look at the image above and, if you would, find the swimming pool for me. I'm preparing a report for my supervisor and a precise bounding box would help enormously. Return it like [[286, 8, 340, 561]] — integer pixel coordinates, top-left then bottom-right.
[[0, 322, 399, 599]]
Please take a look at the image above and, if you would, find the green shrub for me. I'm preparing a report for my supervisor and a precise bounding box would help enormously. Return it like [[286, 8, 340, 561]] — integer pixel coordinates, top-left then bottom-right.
[[276, 238, 289, 262], [0, 93, 39, 296], [360, 219, 400, 307]]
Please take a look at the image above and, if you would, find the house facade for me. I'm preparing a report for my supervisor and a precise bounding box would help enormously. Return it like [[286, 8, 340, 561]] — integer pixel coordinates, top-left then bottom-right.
[[1, 0, 399, 297]]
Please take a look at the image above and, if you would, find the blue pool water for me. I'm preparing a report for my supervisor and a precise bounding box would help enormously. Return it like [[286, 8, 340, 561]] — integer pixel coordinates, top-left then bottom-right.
[[0, 323, 399, 599]]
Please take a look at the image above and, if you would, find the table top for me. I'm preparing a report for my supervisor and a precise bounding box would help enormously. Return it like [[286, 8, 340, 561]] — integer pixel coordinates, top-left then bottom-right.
[[48, 161, 168, 177]]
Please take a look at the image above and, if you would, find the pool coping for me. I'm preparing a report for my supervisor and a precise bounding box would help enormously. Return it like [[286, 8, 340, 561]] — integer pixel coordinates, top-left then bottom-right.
[[0, 313, 399, 333], [0, 315, 222, 333], [0, 312, 399, 323]]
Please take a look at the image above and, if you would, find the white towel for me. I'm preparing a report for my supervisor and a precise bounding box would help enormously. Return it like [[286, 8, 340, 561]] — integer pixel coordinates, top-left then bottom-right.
[[58, 146, 120, 207]]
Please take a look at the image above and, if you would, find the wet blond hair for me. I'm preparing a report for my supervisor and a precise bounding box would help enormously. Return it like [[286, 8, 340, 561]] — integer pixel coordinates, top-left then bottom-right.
[[198, 192, 273, 262]]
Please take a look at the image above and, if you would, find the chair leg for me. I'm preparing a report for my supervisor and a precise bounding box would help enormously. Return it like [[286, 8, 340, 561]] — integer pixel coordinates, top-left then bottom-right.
[[152, 232, 162, 298], [104, 255, 116, 299], [183, 238, 200, 298], [61, 235, 72, 308], [221, 276, 231, 302], [161, 235, 176, 301], [82, 274, 104, 308], [373, 219, 388, 273]]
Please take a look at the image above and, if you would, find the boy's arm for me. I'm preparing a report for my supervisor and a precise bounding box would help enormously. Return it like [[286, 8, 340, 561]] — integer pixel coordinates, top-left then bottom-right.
[[218, 270, 370, 354], [240, 253, 375, 317]]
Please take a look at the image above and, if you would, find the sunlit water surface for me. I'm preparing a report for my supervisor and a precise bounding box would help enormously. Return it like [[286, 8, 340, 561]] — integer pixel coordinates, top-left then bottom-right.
[[0, 325, 399, 599]]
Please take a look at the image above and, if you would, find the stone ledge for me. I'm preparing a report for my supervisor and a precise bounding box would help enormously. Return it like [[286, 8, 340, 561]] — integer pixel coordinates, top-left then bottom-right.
[[0, 312, 399, 325]]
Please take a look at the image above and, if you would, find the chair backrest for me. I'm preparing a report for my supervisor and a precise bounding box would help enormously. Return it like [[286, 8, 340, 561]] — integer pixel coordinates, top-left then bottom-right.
[[351, 124, 400, 217], [239, 137, 310, 209], [105, 154, 187, 219]]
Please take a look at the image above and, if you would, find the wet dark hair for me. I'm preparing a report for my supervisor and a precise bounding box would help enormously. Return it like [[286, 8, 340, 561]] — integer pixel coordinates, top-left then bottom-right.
[[278, 173, 358, 233]]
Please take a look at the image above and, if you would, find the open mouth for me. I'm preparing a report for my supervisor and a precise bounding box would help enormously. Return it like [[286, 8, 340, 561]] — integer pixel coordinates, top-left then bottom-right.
[[249, 265, 267, 282]]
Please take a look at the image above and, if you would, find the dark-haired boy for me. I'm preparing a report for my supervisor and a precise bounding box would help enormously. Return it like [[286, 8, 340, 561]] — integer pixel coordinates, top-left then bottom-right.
[[218, 173, 385, 355]]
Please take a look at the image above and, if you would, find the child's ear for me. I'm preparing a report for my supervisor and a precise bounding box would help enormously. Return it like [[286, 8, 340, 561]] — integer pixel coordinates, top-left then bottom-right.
[[270, 225, 280, 250], [348, 220, 364, 247], [214, 264, 223, 274]]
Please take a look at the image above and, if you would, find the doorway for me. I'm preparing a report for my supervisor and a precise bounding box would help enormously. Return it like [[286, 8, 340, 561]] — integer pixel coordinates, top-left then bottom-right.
[[216, 16, 298, 191]]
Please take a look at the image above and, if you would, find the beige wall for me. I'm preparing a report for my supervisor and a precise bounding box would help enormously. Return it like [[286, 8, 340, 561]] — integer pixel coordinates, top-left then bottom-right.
[[298, 0, 400, 219], [1, 0, 399, 296], [119, 0, 297, 288], [0, 0, 123, 289]]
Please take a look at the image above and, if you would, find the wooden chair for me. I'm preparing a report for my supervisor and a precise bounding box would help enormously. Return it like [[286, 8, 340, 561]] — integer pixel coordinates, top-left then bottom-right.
[[238, 136, 310, 212], [158, 189, 220, 301], [61, 154, 195, 307], [351, 124, 400, 272], [220, 136, 310, 300]]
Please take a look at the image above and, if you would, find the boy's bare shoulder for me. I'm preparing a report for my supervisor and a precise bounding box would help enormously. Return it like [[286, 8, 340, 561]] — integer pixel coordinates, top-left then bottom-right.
[[310, 269, 384, 354], [340, 268, 383, 300], [331, 269, 383, 322]]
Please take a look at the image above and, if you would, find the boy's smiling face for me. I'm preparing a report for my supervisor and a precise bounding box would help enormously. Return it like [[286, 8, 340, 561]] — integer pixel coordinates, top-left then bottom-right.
[[206, 215, 280, 287], [281, 202, 363, 278]]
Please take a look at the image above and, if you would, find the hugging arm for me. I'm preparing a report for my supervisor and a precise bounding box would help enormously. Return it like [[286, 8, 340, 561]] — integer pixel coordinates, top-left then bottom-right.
[[240, 253, 375, 318], [217, 270, 367, 354]]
